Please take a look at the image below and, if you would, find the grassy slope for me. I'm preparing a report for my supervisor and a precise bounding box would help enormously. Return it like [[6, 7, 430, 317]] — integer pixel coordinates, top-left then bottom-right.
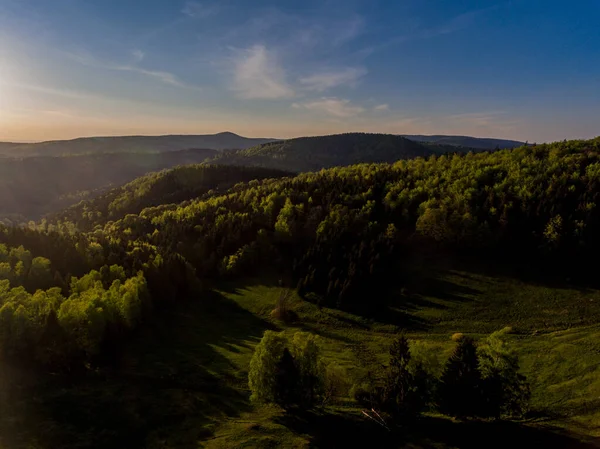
[[3, 261, 600, 448]]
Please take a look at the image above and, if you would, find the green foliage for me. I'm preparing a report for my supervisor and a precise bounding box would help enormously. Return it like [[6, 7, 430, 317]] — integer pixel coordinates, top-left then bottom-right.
[[52, 164, 290, 231], [290, 332, 324, 407], [380, 335, 436, 419], [478, 328, 531, 418], [249, 331, 324, 409], [249, 331, 288, 404]]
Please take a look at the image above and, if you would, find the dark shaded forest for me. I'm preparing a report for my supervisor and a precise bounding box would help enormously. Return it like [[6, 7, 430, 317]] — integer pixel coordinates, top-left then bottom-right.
[[208, 133, 480, 172], [0, 149, 217, 222]]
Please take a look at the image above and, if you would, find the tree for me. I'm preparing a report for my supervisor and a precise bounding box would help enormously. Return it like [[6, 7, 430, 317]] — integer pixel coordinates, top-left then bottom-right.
[[438, 335, 483, 419], [248, 331, 288, 404], [249, 331, 324, 409], [290, 332, 324, 408], [478, 328, 530, 418], [382, 335, 430, 419]]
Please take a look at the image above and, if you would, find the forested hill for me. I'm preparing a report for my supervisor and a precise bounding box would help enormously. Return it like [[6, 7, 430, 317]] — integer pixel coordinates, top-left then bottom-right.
[[402, 135, 525, 150], [207, 133, 474, 172], [0, 132, 277, 157], [51, 164, 291, 230], [2, 137, 600, 447], [0, 148, 217, 222], [106, 137, 599, 294]]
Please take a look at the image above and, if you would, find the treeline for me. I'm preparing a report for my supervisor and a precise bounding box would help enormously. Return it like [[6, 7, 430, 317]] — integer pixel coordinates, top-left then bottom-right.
[[51, 165, 291, 231], [249, 328, 530, 422]]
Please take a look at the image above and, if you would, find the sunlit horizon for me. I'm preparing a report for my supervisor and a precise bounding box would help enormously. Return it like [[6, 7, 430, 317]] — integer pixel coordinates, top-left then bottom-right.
[[1, 0, 599, 144]]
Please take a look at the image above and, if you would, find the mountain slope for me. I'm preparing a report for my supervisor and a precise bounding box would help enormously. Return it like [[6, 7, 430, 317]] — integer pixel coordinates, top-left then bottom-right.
[[0, 148, 217, 222], [403, 134, 525, 150], [0, 132, 278, 157], [207, 133, 463, 172], [51, 164, 291, 230]]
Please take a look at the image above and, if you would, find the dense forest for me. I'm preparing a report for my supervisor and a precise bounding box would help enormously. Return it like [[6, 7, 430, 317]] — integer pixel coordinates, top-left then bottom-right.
[[208, 133, 479, 172], [402, 135, 524, 150], [1, 136, 600, 447], [51, 165, 291, 231]]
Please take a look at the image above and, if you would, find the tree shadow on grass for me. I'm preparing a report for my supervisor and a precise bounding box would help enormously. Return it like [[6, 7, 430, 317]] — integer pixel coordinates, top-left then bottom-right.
[[6, 291, 274, 449], [275, 410, 599, 449]]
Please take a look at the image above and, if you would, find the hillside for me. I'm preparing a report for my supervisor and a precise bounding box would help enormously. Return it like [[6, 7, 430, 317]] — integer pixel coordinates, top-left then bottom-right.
[[403, 135, 525, 150], [0, 132, 277, 157], [0, 148, 217, 222], [51, 164, 292, 230], [1, 138, 600, 448], [207, 133, 471, 172]]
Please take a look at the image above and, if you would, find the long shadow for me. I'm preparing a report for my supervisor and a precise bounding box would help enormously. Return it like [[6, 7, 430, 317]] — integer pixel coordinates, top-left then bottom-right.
[[409, 416, 600, 449], [276, 411, 599, 449], [5, 291, 274, 449], [409, 276, 481, 303]]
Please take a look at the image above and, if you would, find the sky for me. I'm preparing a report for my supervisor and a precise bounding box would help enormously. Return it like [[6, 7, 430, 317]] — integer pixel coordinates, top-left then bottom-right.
[[0, 0, 599, 143]]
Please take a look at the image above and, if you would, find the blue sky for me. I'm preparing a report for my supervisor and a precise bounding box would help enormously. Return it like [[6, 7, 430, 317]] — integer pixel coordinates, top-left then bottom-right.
[[0, 0, 598, 142]]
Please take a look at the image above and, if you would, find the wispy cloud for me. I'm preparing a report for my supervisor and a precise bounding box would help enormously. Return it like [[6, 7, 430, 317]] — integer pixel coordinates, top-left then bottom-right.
[[181, 1, 219, 18], [292, 98, 364, 118], [68, 51, 201, 90], [363, 5, 500, 54], [230, 45, 294, 99], [299, 67, 367, 92], [131, 49, 145, 63], [374, 104, 390, 112]]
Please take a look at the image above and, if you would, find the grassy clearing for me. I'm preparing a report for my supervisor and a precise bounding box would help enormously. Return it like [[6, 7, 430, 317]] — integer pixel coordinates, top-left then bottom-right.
[[3, 262, 600, 448]]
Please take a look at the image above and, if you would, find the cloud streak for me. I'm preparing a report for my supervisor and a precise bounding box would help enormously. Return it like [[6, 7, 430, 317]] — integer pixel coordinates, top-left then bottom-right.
[[363, 5, 501, 54], [230, 45, 294, 99], [299, 67, 367, 92], [181, 1, 219, 19], [68, 52, 201, 90], [292, 98, 364, 118]]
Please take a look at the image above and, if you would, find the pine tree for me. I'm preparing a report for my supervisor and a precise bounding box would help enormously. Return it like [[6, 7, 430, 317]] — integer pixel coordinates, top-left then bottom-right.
[[438, 335, 483, 419]]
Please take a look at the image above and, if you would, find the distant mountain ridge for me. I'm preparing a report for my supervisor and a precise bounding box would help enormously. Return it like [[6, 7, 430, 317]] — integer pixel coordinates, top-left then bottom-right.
[[0, 132, 278, 157], [402, 135, 524, 150], [0, 132, 525, 157]]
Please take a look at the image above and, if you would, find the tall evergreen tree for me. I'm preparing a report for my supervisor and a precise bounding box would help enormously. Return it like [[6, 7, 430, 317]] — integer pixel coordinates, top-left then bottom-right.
[[438, 336, 483, 419]]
